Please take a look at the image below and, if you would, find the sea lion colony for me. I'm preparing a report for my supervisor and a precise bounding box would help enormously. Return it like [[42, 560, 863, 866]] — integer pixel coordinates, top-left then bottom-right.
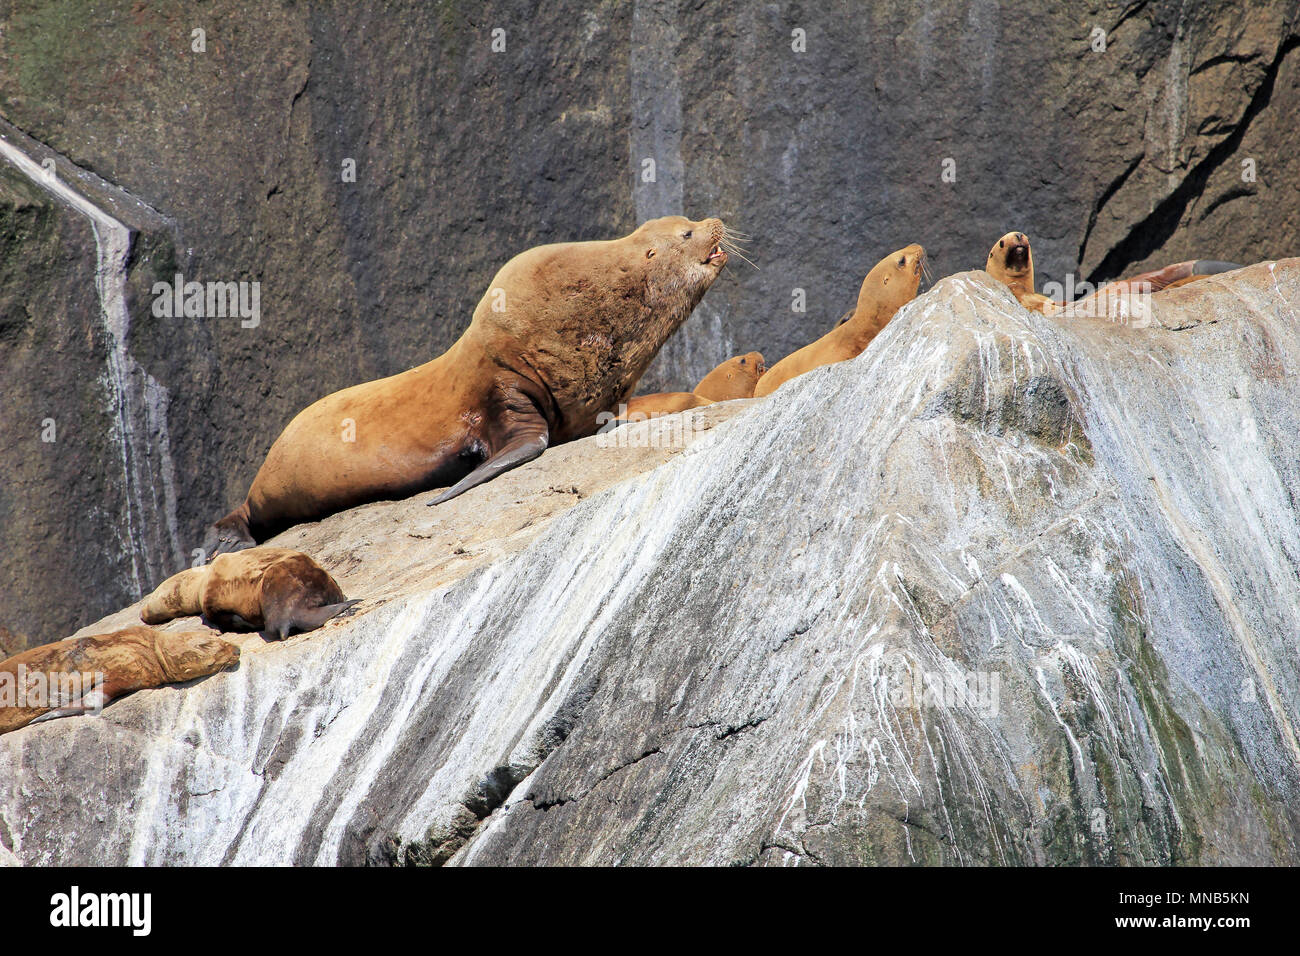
[[1, 218, 1246, 733]]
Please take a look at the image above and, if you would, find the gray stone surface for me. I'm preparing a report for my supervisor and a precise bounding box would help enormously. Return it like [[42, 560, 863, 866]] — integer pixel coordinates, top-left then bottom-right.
[[2, 0, 1299, 644], [2, 262, 1298, 866]]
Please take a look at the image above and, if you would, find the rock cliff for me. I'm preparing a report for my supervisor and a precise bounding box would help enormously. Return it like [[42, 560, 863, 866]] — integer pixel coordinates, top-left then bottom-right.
[[3, 263, 1298, 865]]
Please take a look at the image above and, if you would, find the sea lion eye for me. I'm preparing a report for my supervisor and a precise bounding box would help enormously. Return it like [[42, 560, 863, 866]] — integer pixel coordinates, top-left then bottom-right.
[[646, 248, 656, 258], [682, 230, 692, 239], [898, 256, 906, 266]]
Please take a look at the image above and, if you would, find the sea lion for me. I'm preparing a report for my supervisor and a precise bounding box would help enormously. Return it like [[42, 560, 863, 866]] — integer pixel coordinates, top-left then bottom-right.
[[984, 232, 1058, 313], [0, 626, 239, 734], [754, 244, 927, 398], [141, 548, 358, 639], [1092, 259, 1242, 297], [618, 351, 767, 422], [692, 351, 767, 402], [985, 232, 1242, 313], [621, 392, 713, 420], [205, 216, 731, 553]]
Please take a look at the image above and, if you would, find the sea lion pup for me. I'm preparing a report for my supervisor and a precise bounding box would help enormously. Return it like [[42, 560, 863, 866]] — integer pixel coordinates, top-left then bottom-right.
[[754, 244, 926, 398], [203, 216, 731, 553], [141, 548, 358, 639], [692, 351, 767, 401], [0, 626, 239, 734], [619, 351, 767, 422]]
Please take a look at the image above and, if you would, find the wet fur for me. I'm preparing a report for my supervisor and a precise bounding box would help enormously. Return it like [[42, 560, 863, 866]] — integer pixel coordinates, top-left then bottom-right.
[[0, 626, 238, 734]]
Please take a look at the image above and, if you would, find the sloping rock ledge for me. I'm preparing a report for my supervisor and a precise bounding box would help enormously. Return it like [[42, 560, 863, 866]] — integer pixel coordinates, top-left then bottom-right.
[[3, 264, 1300, 866]]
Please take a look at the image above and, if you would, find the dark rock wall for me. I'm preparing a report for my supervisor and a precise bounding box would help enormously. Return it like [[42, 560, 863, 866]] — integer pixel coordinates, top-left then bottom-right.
[[1, 0, 1297, 643]]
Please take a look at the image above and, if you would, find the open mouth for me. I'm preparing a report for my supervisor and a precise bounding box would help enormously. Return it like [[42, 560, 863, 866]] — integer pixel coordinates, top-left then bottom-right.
[[1006, 244, 1030, 270], [706, 242, 726, 264]]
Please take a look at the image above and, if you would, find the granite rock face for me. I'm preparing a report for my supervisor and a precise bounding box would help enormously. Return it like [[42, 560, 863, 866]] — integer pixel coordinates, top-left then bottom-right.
[[2, 263, 1298, 866], [2, 0, 1299, 644]]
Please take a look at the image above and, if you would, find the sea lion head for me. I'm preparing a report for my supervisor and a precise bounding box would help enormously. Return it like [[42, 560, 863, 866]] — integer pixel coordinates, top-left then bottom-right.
[[986, 231, 1035, 294], [154, 630, 241, 682], [694, 350, 767, 401], [859, 243, 927, 314], [635, 215, 729, 297], [473, 215, 736, 442]]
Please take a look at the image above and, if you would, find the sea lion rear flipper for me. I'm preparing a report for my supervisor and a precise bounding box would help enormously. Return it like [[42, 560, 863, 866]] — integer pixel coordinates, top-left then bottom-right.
[[265, 599, 361, 640], [428, 415, 549, 506], [1192, 260, 1243, 276]]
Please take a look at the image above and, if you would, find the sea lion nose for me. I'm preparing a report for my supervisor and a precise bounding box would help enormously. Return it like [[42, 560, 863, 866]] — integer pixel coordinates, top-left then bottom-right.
[[1015, 233, 1025, 242]]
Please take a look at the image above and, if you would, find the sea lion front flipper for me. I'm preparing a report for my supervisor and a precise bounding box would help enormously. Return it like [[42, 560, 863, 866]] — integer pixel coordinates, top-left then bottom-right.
[[27, 689, 110, 726], [202, 502, 257, 558], [428, 411, 550, 506]]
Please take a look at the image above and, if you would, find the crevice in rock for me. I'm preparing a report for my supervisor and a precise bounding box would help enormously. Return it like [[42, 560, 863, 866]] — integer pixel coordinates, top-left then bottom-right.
[[393, 679, 599, 865], [1108, 0, 1151, 36], [520, 745, 666, 815], [1076, 155, 1142, 282], [1084, 36, 1300, 285]]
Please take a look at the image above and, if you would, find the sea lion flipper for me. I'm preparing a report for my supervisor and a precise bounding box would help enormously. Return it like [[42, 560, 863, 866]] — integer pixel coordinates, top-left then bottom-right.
[[27, 689, 110, 726], [1192, 260, 1243, 275], [264, 599, 361, 640], [428, 419, 549, 506], [202, 503, 257, 559]]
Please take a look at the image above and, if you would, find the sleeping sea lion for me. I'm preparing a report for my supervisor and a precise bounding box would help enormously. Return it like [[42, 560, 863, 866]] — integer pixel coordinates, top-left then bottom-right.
[[692, 351, 767, 401], [141, 548, 357, 639], [618, 351, 767, 421], [0, 626, 238, 734]]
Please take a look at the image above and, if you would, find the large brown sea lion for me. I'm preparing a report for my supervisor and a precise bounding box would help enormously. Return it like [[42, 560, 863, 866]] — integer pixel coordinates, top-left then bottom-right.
[[985, 232, 1240, 314], [141, 548, 357, 639], [204, 216, 730, 553], [754, 244, 926, 398], [618, 351, 767, 421], [0, 626, 239, 734]]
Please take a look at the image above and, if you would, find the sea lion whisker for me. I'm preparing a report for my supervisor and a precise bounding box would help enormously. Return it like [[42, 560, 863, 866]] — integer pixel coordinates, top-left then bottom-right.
[[720, 241, 759, 270]]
